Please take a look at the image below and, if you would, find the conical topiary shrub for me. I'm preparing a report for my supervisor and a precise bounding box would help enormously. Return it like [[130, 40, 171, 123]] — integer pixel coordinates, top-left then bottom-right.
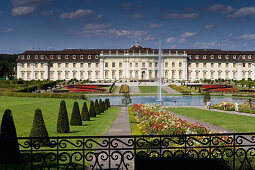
[[57, 100, 70, 133], [70, 101, 82, 126], [104, 99, 108, 111], [89, 101, 96, 117], [0, 109, 20, 163], [102, 101, 106, 112], [95, 99, 100, 115], [81, 102, 90, 121], [99, 99, 104, 113], [107, 98, 111, 108], [30, 109, 50, 146]]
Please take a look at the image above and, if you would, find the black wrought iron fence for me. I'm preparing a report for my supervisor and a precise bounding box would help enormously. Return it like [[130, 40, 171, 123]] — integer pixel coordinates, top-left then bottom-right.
[[1, 133, 255, 169]]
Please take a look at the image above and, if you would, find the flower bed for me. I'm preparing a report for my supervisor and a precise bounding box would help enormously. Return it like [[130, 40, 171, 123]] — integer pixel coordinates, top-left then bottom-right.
[[54, 85, 109, 93], [132, 104, 211, 135], [119, 84, 129, 93]]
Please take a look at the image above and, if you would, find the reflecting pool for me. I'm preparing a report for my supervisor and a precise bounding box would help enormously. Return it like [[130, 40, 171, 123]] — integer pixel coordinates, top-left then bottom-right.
[[89, 95, 248, 106]]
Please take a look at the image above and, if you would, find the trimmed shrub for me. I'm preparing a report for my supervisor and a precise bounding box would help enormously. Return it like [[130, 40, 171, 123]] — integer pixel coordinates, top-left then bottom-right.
[[29, 109, 50, 146], [102, 101, 106, 111], [89, 101, 96, 117], [95, 99, 100, 115], [0, 109, 20, 163], [104, 99, 108, 110], [70, 102, 82, 126], [99, 99, 104, 113], [57, 100, 70, 133], [81, 102, 90, 121]]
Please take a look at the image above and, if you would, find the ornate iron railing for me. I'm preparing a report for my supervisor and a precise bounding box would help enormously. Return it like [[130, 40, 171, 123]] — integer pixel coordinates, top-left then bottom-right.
[[1, 133, 255, 169]]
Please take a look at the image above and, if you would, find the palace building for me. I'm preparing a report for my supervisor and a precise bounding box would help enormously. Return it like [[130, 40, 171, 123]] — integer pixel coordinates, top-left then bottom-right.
[[17, 42, 255, 82]]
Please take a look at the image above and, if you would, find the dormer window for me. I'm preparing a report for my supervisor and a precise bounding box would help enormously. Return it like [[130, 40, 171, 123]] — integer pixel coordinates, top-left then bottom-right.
[[50, 55, 54, 59], [233, 55, 236, 59], [225, 55, 229, 59], [203, 55, 206, 59], [195, 55, 199, 59], [95, 55, 98, 59], [58, 55, 61, 59], [40, 55, 44, 59], [27, 55, 30, 59], [21, 55, 24, 59], [88, 55, 91, 59], [80, 55, 84, 59], [242, 55, 246, 59], [73, 55, 76, 59], [211, 55, 214, 59], [65, 55, 68, 59], [218, 55, 221, 59], [35, 55, 38, 59], [248, 55, 252, 59]]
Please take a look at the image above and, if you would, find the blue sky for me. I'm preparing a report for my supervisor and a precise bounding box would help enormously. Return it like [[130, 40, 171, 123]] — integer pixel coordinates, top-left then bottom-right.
[[0, 0, 255, 54]]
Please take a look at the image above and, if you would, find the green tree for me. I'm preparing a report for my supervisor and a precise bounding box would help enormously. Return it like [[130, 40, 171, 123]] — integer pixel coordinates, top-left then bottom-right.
[[70, 101, 82, 126], [122, 93, 132, 105], [0, 109, 20, 163], [81, 102, 90, 121], [99, 99, 104, 113], [95, 99, 100, 115], [30, 109, 50, 146], [203, 91, 211, 104], [89, 101, 96, 117], [57, 100, 70, 133]]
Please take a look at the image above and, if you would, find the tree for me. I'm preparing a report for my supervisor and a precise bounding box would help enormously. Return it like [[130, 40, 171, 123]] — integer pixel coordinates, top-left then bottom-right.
[[95, 99, 100, 115], [81, 102, 90, 121], [102, 101, 106, 111], [30, 109, 50, 146], [122, 93, 132, 105], [99, 99, 104, 113], [203, 91, 211, 104], [57, 100, 70, 133], [89, 101, 96, 117], [70, 101, 82, 126], [0, 109, 20, 163]]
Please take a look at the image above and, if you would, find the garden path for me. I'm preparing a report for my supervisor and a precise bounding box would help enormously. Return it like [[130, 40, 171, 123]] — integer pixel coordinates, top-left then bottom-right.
[[162, 86, 181, 94], [129, 86, 141, 94]]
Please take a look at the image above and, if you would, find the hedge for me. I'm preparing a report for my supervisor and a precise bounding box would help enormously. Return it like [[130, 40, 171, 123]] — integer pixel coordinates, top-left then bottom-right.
[[108, 82, 115, 93], [0, 91, 87, 100]]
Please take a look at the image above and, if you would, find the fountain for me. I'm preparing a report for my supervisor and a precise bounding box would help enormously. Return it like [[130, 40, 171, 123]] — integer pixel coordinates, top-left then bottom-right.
[[156, 37, 164, 103]]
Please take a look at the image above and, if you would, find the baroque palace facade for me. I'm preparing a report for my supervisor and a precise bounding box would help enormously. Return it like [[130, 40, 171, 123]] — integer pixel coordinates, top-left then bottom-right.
[[17, 43, 255, 82]]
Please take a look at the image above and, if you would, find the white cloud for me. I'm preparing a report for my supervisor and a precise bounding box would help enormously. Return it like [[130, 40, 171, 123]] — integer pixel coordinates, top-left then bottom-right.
[[209, 4, 235, 14], [11, 6, 35, 16], [60, 9, 95, 19], [147, 23, 162, 29], [162, 13, 199, 19], [2, 28, 15, 33], [194, 41, 217, 48], [11, 0, 50, 7], [228, 33, 233, 37], [166, 37, 176, 43], [227, 7, 255, 18], [182, 32, 197, 38], [178, 38, 187, 43], [132, 14, 146, 19], [83, 24, 111, 30], [204, 24, 216, 29], [239, 34, 255, 40]]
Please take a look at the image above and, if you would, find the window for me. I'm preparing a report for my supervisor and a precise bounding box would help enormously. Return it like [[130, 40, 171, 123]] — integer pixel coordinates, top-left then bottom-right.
[[203, 63, 206, 68], [233, 63, 236, 67], [243, 63, 246, 67], [119, 62, 122, 67], [95, 55, 98, 59], [203, 71, 206, 79], [130, 63, 132, 67], [233, 55, 236, 59], [21, 55, 24, 59], [226, 71, 229, 79], [112, 70, 116, 79], [119, 71, 122, 78], [96, 63, 99, 67], [27, 63, 30, 68], [50, 55, 53, 59], [218, 63, 221, 67], [165, 62, 168, 67], [40, 55, 44, 59], [248, 55, 252, 59], [172, 62, 175, 67], [112, 62, 115, 67], [179, 71, 182, 79], [35, 63, 38, 68], [105, 71, 108, 79], [58, 63, 61, 68], [73, 63, 76, 68], [80, 63, 83, 67], [203, 55, 206, 59], [27, 55, 30, 59], [242, 55, 246, 59], [211, 72, 214, 79], [211, 55, 214, 59], [58, 55, 61, 59], [80, 55, 84, 59], [226, 63, 228, 67], [172, 71, 175, 79], [65, 63, 68, 68], [233, 71, 236, 79], [105, 62, 108, 67], [211, 63, 214, 67], [73, 55, 76, 59], [35, 55, 38, 59], [218, 55, 221, 59], [88, 63, 91, 68], [218, 71, 221, 79], [225, 55, 229, 59], [249, 63, 251, 67], [65, 71, 69, 79], [195, 55, 199, 59], [88, 55, 91, 59], [142, 62, 145, 67], [149, 62, 152, 67], [196, 72, 199, 79], [65, 55, 68, 59], [179, 62, 182, 67], [196, 63, 199, 68], [136, 63, 138, 67], [22, 63, 24, 68], [96, 71, 99, 79]]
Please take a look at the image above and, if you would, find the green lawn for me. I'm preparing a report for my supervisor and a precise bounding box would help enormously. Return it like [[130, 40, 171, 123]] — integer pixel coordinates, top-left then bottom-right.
[[0, 96, 120, 137], [138, 86, 167, 93], [166, 107, 255, 133]]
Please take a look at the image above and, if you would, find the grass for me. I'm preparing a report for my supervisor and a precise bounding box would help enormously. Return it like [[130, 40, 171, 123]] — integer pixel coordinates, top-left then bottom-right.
[[0, 96, 120, 137], [166, 107, 255, 133], [138, 86, 167, 93], [128, 106, 143, 135]]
